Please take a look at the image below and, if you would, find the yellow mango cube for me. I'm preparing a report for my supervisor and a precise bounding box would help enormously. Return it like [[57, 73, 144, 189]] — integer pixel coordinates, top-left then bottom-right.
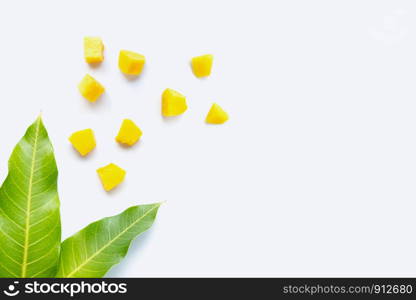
[[191, 54, 213, 78], [206, 103, 229, 124], [69, 129, 96, 156], [116, 119, 143, 146], [97, 163, 126, 192], [118, 50, 145, 75], [84, 37, 104, 63], [78, 74, 105, 102], [162, 88, 187, 117]]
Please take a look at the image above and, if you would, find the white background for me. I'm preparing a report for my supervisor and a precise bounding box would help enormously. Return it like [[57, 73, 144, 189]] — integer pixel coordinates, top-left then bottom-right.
[[0, 0, 415, 277]]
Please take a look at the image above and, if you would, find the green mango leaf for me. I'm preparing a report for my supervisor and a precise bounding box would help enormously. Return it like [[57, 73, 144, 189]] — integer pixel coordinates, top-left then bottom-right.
[[56, 203, 160, 278], [0, 117, 61, 278]]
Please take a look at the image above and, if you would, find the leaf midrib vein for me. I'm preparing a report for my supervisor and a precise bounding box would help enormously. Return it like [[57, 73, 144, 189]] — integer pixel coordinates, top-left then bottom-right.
[[21, 118, 41, 277], [65, 205, 158, 277]]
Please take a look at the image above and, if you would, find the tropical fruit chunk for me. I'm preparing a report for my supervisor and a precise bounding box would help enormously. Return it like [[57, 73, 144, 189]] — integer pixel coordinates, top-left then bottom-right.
[[118, 50, 145, 75], [84, 37, 104, 63], [162, 88, 187, 117], [78, 74, 105, 102], [191, 54, 213, 78], [97, 163, 126, 191], [116, 119, 143, 146], [69, 129, 96, 156], [206, 103, 229, 124]]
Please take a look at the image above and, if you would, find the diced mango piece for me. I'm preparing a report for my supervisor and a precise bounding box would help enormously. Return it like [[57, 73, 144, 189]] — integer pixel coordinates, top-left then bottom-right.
[[116, 119, 143, 146], [191, 54, 213, 78], [78, 74, 105, 102], [69, 129, 96, 156], [84, 37, 104, 63], [97, 163, 126, 191], [162, 88, 187, 117], [118, 50, 145, 75], [206, 103, 229, 124]]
